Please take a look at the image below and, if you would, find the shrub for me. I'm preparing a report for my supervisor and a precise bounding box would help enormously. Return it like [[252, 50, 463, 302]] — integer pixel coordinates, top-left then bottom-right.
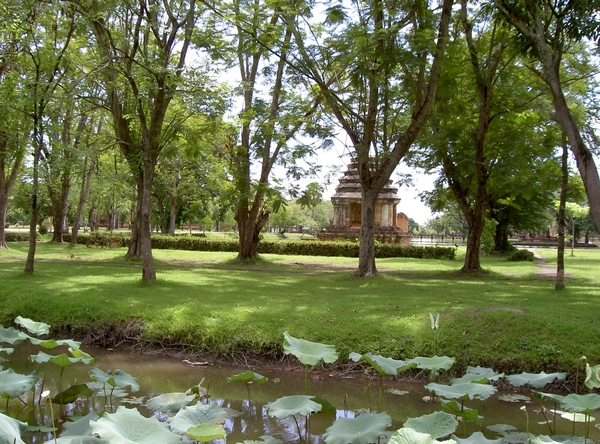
[[38, 225, 48, 235], [66, 232, 456, 259], [507, 249, 535, 262], [4, 232, 40, 242]]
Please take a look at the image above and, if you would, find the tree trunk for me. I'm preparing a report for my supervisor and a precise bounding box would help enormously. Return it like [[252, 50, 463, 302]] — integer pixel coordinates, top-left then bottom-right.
[[50, 185, 69, 243], [168, 196, 177, 235], [236, 205, 269, 260], [71, 153, 96, 246], [0, 131, 25, 249], [462, 208, 486, 272], [125, 163, 156, 281], [0, 193, 8, 249], [556, 135, 568, 290], [25, 125, 41, 274], [355, 189, 378, 277], [493, 218, 511, 253]]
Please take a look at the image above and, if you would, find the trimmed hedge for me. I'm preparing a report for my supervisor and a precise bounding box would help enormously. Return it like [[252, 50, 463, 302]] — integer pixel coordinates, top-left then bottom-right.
[[4, 232, 41, 242], [65, 232, 456, 260]]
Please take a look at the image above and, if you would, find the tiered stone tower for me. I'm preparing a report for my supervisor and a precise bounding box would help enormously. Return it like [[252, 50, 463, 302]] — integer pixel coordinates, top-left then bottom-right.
[[318, 159, 411, 244]]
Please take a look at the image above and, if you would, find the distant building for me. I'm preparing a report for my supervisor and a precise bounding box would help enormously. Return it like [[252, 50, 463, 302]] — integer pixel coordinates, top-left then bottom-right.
[[317, 159, 411, 244]]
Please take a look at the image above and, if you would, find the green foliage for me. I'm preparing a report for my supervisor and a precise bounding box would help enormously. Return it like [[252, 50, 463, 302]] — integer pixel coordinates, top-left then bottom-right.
[[322, 411, 391, 444], [507, 249, 535, 262], [65, 232, 457, 259], [2, 232, 38, 242]]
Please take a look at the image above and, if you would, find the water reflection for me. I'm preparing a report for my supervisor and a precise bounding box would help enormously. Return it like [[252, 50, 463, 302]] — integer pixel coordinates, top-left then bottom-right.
[[4, 346, 599, 443]]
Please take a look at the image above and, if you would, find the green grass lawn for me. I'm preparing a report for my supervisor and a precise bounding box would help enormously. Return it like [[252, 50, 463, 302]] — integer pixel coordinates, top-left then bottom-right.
[[1, 241, 600, 378]]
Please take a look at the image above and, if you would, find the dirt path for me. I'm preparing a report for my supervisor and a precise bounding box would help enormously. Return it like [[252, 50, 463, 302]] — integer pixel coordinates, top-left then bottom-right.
[[527, 248, 561, 280]]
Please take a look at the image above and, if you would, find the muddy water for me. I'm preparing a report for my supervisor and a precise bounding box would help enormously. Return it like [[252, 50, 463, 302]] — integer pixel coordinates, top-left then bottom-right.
[[5, 346, 599, 443]]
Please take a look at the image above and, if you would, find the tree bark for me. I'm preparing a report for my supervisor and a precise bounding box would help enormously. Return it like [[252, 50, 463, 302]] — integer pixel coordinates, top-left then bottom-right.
[[70, 151, 96, 245], [25, 122, 42, 274], [556, 134, 568, 290], [0, 131, 24, 248], [356, 189, 378, 277], [168, 195, 177, 235], [493, 218, 512, 253]]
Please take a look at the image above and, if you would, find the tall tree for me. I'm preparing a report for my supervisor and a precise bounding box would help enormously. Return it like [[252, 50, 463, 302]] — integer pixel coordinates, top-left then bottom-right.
[[287, 0, 453, 276], [0, 11, 28, 248], [495, 0, 600, 234], [86, 0, 199, 281], [21, 0, 76, 273], [225, 0, 328, 260], [423, 1, 560, 271]]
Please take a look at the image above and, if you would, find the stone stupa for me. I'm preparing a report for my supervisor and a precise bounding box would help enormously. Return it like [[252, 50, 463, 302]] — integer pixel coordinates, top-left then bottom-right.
[[317, 159, 411, 244]]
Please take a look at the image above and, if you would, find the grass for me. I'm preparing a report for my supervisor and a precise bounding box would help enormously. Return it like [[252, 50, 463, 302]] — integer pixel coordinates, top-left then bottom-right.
[[1, 241, 600, 380]]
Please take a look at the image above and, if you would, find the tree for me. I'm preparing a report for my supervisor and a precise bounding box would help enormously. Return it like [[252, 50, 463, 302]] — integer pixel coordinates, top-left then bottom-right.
[[297, 182, 323, 219], [20, 0, 77, 273], [0, 37, 27, 247], [422, 1, 562, 271], [86, 0, 200, 281], [152, 117, 231, 235], [70, 115, 106, 245], [221, 0, 330, 260], [287, 0, 453, 277], [495, 0, 600, 235]]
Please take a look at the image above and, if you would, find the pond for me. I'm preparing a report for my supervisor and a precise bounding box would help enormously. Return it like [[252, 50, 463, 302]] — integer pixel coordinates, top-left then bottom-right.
[[4, 345, 600, 443]]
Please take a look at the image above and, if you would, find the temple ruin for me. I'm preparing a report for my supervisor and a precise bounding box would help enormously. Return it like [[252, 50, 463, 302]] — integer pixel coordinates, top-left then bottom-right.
[[318, 159, 411, 245]]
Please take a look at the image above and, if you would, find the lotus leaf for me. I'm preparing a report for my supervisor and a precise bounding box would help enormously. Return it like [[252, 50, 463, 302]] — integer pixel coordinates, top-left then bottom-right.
[[283, 332, 338, 366], [113, 369, 139, 392], [497, 394, 531, 403], [585, 364, 600, 389], [31, 351, 92, 367], [451, 432, 503, 443], [186, 423, 226, 442], [388, 428, 457, 444], [265, 395, 322, 419], [425, 382, 496, 401], [226, 370, 268, 385], [407, 356, 455, 372], [49, 437, 109, 444], [0, 326, 27, 346], [28, 425, 56, 432], [559, 411, 594, 422], [440, 399, 481, 424], [349, 352, 415, 376], [505, 372, 566, 388], [0, 412, 27, 444], [52, 384, 95, 404], [89, 406, 182, 443], [560, 393, 600, 414], [312, 396, 336, 414], [241, 436, 283, 444], [486, 424, 517, 434], [15, 316, 50, 336], [0, 368, 37, 399], [147, 393, 196, 413], [450, 366, 504, 385], [530, 436, 578, 444], [322, 411, 391, 444], [387, 389, 409, 396], [169, 402, 227, 434], [89, 368, 139, 392], [27, 337, 82, 350], [403, 411, 458, 439], [60, 411, 100, 436], [0, 347, 13, 355], [532, 391, 564, 404]]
